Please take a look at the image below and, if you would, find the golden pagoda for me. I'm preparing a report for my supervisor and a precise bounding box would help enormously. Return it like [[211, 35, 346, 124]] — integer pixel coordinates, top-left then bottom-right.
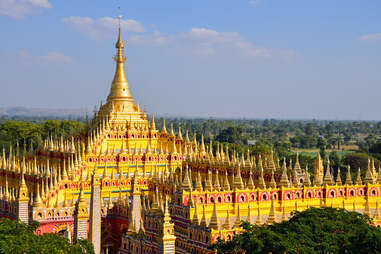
[[0, 15, 381, 254]]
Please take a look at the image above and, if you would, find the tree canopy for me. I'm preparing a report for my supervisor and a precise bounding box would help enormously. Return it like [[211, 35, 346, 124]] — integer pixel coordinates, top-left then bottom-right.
[[0, 218, 94, 254], [0, 120, 85, 155], [210, 207, 381, 254]]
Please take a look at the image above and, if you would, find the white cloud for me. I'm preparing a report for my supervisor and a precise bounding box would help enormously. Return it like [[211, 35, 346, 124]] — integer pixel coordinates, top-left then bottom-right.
[[62, 15, 292, 59], [41, 52, 73, 64], [181, 28, 238, 44], [360, 33, 381, 42], [248, 0, 262, 6], [180, 28, 271, 57], [0, 0, 51, 19], [61, 16, 145, 40], [129, 27, 274, 57], [28, 0, 51, 8], [129, 31, 173, 47], [17, 50, 73, 64]]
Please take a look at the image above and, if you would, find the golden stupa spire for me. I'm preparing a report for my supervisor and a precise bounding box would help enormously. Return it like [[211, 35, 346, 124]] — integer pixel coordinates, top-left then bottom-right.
[[233, 163, 244, 190], [258, 167, 266, 189], [192, 203, 199, 224], [213, 171, 221, 190], [281, 206, 287, 221], [266, 198, 276, 225], [256, 205, 262, 225], [355, 167, 363, 185], [208, 202, 220, 230], [336, 168, 342, 185], [223, 209, 232, 229], [345, 165, 353, 185], [233, 205, 242, 228], [323, 159, 334, 186], [247, 203, 254, 224], [223, 171, 230, 191], [107, 9, 132, 103], [279, 158, 289, 187], [33, 183, 42, 208], [304, 166, 312, 186], [195, 171, 203, 191], [199, 205, 207, 227], [269, 169, 277, 189], [374, 201, 381, 221], [246, 169, 255, 190]]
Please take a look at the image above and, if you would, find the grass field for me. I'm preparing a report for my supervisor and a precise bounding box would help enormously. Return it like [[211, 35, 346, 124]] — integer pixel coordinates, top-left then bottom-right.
[[291, 148, 355, 158]]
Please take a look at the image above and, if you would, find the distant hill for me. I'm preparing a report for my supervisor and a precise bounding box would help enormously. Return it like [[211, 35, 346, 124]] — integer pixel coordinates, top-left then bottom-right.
[[0, 106, 90, 118]]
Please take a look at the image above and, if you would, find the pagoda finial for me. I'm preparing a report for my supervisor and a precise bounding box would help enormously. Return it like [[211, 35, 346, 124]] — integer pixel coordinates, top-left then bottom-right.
[[195, 171, 203, 191], [364, 163, 374, 184], [208, 202, 220, 230], [33, 183, 42, 208], [172, 140, 177, 153], [188, 183, 194, 208], [266, 198, 276, 225], [199, 205, 207, 227], [151, 115, 156, 130], [213, 171, 221, 191], [294, 152, 302, 173], [181, 165, 192, 192], [205, 169, 213, 192], [233, 205, 242, 228], [107, 7, 132, 103], [364, 198, 371, 217], [200, 135, 206, 153], [192, 203, 199, 224], [78, 182, 86, 204], [223, 171, 230, 191], [223, 209, 232, 229], [246, 169, 255, 190], [345, 165, 353, 185], [246, 203, 254, 224], [279, 158, 289, 187], [355, 168, 363, 185], [233, 163, 244, 190], [258, 167, 266, 189], [116, 7, 124, 49], [374, 201, 381, 221], [270, 169, 277, 188], [255, 205, 262, 225], [323, 160, 334, 186], [163, 196, 171, 221], [162, 119, 167, 133], [177, 126, 183, 140], [304, 167, 312, 186], [170, 124, 175, 137], [336, 168, 342, 185]]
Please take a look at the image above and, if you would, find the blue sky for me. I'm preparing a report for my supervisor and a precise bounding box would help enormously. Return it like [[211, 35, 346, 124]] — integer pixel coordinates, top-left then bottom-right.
[[0, 0, 380, 120]]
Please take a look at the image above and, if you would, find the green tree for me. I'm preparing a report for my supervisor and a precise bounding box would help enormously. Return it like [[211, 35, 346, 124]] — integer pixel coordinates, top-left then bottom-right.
[[0, 218, 94, 254], [304, 123, 316, 136], [0, 120, 85, 155], [215, 126, 244, 145], [344, 153, 381, 176], [317, 136, 327, 150], [0, 121, 40, 153], [210, 207, 381, 254], [364, 134, 377, 151], [369, 141, 381, 154], [369, 141, 381, 161]]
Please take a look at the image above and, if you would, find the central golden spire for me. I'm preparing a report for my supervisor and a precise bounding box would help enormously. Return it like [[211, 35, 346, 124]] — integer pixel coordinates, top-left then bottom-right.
[[107, 14, 133, 102]]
